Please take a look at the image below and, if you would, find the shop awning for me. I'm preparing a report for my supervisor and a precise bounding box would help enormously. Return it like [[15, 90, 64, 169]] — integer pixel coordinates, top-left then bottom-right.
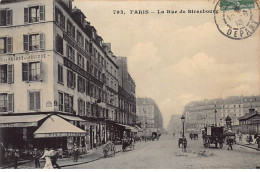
[[129, 126, 138, 133], [34, 115, 86, 138], [0, 114, 49, 128], [57, 114, 86, 122], [116, 123, 138, 132], [134, 125, 143, 132]]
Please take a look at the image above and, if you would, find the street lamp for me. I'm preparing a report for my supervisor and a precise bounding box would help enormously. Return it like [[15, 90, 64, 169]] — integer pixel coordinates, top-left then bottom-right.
[[181, 116, 185, 138], [214, 105, 217, 126]]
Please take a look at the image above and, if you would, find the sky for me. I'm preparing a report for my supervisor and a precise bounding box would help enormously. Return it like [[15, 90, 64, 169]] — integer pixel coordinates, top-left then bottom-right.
[[74, 0, 260, 128]]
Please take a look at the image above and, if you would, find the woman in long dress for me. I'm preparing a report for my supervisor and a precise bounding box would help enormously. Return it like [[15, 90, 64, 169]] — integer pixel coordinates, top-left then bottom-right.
[[41, 148, 53, 169]]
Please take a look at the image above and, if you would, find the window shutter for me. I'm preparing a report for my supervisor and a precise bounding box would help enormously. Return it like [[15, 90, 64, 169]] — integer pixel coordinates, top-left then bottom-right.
[[73, 73, 76, 88], [7, 94, 14, 112], [40, 5, 45, 21], [40, 33, 45, 50], [7, 64, 14, 83], [72, 48, 75, 62], [66, 44, 69, 58], [78, 99, 80, 115], [83, 78, 85, 93], [62, 15, 65, 29], [29, 92, 35, 110], [72, 26, 75, 38], [24, 8, 29, 23], [77, 75, 80, 92], [7, 37, 13, 53], [23, 35, 29, 51], [35, 92, 40, 110], [67, 70, 70, 87], [39, 61, 43, 81], [6, 10, 13, 26], [89, 43, 93, 54], [22, 63, 29, 81]]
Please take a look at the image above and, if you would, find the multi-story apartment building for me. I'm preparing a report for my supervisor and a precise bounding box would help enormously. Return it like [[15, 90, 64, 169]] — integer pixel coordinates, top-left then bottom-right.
[[136, 98, 163, 136], [116, 57, 136, 126], [0, 0, 134, 153], [184, 95, 260, 131]]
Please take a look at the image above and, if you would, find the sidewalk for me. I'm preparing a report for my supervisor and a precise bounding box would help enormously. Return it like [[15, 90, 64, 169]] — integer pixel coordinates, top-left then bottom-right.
[[3, 144, 123, 169], [235, 134, 260, 151]]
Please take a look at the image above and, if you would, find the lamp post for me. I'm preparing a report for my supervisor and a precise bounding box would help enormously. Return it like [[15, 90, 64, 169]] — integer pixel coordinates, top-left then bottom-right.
[[181, 116, 185, 138], [214, 105, 217, 126]]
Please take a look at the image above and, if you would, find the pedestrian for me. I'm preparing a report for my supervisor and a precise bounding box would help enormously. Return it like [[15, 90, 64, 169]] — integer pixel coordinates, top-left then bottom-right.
[[254, 133, 258, 143], [0, 142, 5, 164], [50, 148, 60, 169], [32, 148, 42, 168], [256, 136, 260, 150], [73, 146, 79, 162], [227, 136, 233, 150], [13, 149, 19, 169], [183, 137, 187, 152], [249, 135, 253, 144], [41, 148, 53, 169], [102, 138, 106, 145]]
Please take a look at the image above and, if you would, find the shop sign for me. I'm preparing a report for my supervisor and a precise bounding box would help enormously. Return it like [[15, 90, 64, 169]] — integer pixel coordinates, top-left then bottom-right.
[[46, 101, 52, 107], [0, 122, 37, 128], [34, 132, 85, 138], [0, 53, 47, 63]]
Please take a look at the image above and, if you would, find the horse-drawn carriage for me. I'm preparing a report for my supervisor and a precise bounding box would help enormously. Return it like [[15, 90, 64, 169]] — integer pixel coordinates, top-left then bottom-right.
[[102, 141, 116, 158], [202, 126, 224, 148], [122, 138, 135, 152], [152, 132, 161, 141]]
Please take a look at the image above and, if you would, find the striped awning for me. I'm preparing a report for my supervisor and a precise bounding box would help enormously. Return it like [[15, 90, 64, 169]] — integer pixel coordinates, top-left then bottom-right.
[[0, 114, 49, 128], [34, 115, 86, 138]]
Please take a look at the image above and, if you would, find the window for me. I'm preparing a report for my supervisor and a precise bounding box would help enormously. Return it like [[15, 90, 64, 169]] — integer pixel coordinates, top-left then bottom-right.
[[23, 33, 45, 51], [64, 93, 74, 113], [56, 34, 63, 54], [86, 102, 91, 116], [24, 5, 45, 23], [77, 30, 84, 47], [0, 64, 13, 83], [67, 20, 75, 38], [55, 7, 65, 29], [85, 39, 89, 52], [0, 93, 13, 112], [22, 61, 42, 82], [85, 80, 90, 95], [86, 60, 90, 72], [29, 91, 40, 110], [58, 92, 63, 111], [77, 53, 84, 69], [0, 9, 12, 26], [66, 44, 75, 62], [67, 69, 76, 89], [58, 64, 63, 83], [0, 37, 13, 54], [77, 75, 85, 93], [78, 99, 84, 115]]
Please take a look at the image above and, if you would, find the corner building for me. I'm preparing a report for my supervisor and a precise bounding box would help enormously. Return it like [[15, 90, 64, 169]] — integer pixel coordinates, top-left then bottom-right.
[[0, 0, 122, 152]]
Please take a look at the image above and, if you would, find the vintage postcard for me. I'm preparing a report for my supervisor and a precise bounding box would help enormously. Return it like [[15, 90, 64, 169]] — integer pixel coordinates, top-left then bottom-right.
[[0, 0, 259, 169]]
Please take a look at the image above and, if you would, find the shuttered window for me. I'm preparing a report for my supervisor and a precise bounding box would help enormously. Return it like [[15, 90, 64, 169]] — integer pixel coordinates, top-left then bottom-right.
[[58, 64, 63, 83], [23, 33, 45, 51], [22, 62, 42, 82], [58, 92, 63, 111], [66, 44, 75, 62], [0, 37, 13, 54], [29, 91, 40, 110], [67, 69, 76, 89], [24, 5, 45, 23], [0, 93, 14, 112], [55, 7, 65, 29], [0, 64, 14, 83], [56, 34, 63, 54], [0, 9, 13, 26]]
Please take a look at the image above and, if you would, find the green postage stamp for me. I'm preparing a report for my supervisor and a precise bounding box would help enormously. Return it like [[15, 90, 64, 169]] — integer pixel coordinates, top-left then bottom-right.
[[220, 0, 255, 11]]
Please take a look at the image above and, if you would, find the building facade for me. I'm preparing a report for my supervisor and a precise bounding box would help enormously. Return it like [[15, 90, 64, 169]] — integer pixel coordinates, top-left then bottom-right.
[[184, 95, 260, 131], [136, 98, 163, 136], [0, 0, 136, 154]]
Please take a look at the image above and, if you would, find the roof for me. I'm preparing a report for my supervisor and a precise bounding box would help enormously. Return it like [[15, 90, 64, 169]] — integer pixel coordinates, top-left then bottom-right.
[[239, 112, 259, 121], [57, 114, 86, 122], [34, 115, 86, 138]]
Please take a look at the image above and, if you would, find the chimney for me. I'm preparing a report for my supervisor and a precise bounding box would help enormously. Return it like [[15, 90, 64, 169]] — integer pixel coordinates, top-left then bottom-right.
[[249, 108, 255, 114]]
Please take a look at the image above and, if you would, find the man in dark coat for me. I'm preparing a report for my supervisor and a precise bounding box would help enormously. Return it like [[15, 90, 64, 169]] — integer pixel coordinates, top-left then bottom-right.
[[33, 148, 42, 168], [50, 148, 60, 169], [227, 136, 233, 150]]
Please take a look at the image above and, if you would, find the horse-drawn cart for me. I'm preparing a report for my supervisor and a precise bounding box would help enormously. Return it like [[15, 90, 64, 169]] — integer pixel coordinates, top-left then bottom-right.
[[122, 138, 135, 152], [202, 126, 224, 148]]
